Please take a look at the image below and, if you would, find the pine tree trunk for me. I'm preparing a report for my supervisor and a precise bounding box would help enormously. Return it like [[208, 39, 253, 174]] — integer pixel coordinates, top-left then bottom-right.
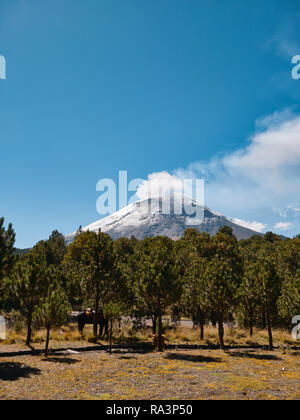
[[26, 315, 32, 347], [200, 322, 204, 341], [109, 319, 113, 355], [99, 321, 104, 338], [249, 304, 253, 337], [45, 325, 50, 357], [262, 311, 266, 329], [152, 313, 157, 335], [198, 309, 205, 340], [105, 319, 109, 337], [265, 303, 273, 351], [211, 311, 217, 327], [158, 313, 163, 352], [218, 312, 225, 350], [94, 299, 99, 337]]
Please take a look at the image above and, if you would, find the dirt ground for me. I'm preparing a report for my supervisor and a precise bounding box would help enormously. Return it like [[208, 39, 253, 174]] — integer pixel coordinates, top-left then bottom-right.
[[0, 341, 299, 400]]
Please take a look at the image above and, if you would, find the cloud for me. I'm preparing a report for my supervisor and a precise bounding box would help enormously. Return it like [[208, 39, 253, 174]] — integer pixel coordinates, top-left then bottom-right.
[[136, 171, 187, 201], [176, 109, 300, 207], [273, 203, 300, 218], [274, 222, 293, 231], [231, 218, 267, 233], [255, 108, 296, 130], [137, 109, 300, 236], [224, 114, 300, 172]]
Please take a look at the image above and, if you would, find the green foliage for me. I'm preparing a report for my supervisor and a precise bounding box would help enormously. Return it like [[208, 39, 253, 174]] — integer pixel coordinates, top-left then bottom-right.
[[63, 230, 119, 335], [33, 281, 70, 331], [135, 236, 182, 351], [204, 229, 243, 311], [264, 231, 282, 243], [236, 262, 262, 334], [9, 310, 25, 334], [104, 301, 121, 320], [257, 257, 281, 320], [278, 273, 300, 324], [276, 238, 300, 326], [253, 255, 281, 350], [0, 218, 15, 279], [64, 231, 115, 303], [218, 225, 234, 237], [177, 230, 213, 339], [135, 236, 182, 316], [32, 231, 67, 268], [2, 211, 300, 352], [103, 302, 121, 354], [0, 218, 16, 309], [10, 249, 49, 345], [113, 237, 138, 312], [47, 231, 67, 267], [203, 228, 243, 348], [33, 277, 70, 356]]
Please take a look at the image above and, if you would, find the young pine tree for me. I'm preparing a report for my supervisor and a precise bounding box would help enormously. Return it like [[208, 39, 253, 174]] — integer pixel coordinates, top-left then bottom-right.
[[203, 228, 243, 349], [46, 230, 67, 267], [63, 230, 117, 337], [33, 278, 70, 357], [103, 302, 121, 355], [237, 262, 261, 336], [278, 272, 300, 327], [182, 251, 210, 340], [0, 218, 16, 309], [178, 230, 213, 340], [135, 236, 182, 352], [256, 256, 281, 350], [276, 238, 300, 328], [11, 251, 48, 346]]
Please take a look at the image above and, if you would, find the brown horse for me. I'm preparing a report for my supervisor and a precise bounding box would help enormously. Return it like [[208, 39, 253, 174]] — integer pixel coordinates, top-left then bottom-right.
[[77, 309, 108, 337]]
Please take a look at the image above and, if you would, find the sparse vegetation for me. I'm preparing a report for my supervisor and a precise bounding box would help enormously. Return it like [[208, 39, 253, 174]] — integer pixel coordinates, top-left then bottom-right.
[[0, 324, 299, 400], [0, 220, 300, 399]]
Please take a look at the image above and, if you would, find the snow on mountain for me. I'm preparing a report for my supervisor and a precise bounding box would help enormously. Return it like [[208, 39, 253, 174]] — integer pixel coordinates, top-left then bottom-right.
[[65, 194, 262, 243]]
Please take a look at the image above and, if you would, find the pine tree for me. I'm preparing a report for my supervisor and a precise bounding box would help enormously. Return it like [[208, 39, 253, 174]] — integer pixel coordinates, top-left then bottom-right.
[[63, 230, 117, 337], [237, 262, 261, 336], [203, 227, 243, 349], [11, 250, 49, 346], [276, 238, 300, 328], [135, 236, 182, 352], [0, 218, 16, 309], [47, 230, 67, 267], [178, 230, 213, 340], [113, 237, 138, 314], [278, 273, 300, 326], [33, 278, 70, 357], [183, 253, 210, 339], [103, 302, 121, 354], [255, 256, 281, 350]]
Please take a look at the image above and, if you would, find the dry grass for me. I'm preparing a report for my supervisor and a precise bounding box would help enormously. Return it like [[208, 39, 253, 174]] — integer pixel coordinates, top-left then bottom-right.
[[164, 326, 297, 349], [0, 343, 299, 400], [1, 323, 298, 349], [1, 324, 83, 345], [1, 324, 299, 400]]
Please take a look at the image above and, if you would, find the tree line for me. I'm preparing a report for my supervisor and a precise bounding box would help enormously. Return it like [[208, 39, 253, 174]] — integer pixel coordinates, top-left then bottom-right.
[[0, 216, 299, 354]]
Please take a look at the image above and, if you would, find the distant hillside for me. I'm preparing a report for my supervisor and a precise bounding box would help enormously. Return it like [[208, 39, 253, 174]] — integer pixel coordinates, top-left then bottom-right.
[[14, 248, 31, 256]]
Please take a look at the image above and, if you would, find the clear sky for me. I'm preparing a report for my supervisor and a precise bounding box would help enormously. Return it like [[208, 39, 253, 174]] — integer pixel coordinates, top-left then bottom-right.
[[1, 0, 300, 248]]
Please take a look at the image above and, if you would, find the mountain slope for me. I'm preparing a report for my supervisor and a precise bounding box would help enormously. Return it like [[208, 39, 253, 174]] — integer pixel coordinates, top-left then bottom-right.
[[65, 195, 262, 242]]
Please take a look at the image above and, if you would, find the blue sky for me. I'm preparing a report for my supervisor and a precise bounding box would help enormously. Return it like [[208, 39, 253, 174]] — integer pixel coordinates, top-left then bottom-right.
[[0, 0, 300, 248]]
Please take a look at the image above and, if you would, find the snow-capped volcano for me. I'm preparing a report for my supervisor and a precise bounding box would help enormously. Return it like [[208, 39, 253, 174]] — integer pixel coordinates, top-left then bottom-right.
[[65, 194, 262, 243]]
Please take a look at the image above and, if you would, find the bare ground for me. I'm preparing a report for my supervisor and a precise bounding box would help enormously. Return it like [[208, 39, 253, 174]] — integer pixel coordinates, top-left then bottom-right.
[[0, 341, 299, 400]]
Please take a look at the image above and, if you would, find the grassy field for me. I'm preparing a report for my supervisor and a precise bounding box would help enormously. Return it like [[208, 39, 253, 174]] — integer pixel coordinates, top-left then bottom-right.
[[0, 325, 299, 400]]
